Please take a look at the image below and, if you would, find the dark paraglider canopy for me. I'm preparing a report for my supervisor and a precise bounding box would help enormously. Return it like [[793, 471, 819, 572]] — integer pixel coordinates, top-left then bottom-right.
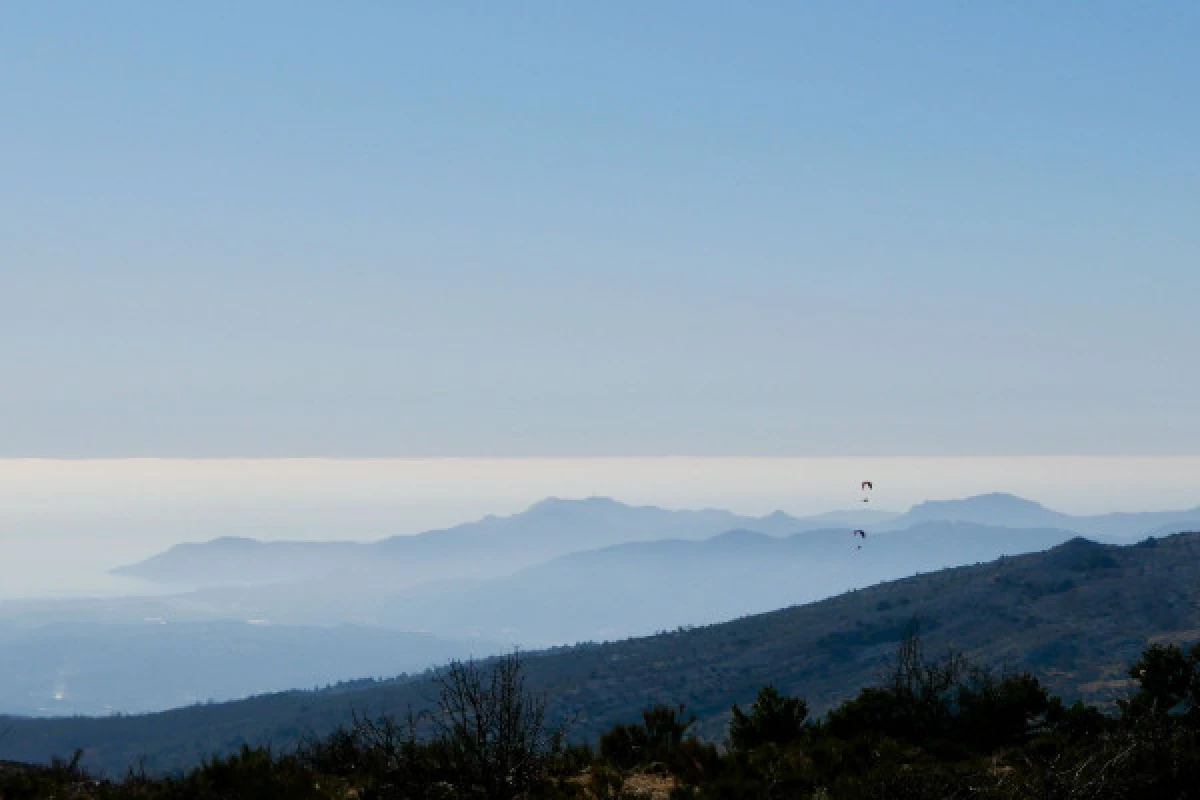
[[854, 482, 874, 542]]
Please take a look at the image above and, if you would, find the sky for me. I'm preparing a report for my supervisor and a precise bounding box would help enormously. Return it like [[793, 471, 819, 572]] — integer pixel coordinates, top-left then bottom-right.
[[2, 3, 1198, 456]]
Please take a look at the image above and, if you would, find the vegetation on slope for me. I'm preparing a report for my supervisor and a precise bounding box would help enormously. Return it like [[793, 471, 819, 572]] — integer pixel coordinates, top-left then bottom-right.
[[4, 632, 1200, 798]]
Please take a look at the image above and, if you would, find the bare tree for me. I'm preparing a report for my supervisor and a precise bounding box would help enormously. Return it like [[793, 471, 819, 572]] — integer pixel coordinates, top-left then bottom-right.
[[431, 651, 562, 800], [884, 617, 969, 701]]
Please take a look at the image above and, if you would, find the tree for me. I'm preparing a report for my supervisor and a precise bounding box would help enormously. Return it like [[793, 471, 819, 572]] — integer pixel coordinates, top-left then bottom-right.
[[431, 652, 564, 800], [598, 703, 694, 770], [729, 686, 808, 751], [954, 669, 1051, 749], [1121, 642, 1200, 726]]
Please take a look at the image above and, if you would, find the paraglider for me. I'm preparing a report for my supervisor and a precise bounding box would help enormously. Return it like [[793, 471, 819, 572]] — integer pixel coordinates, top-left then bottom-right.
[[852, 479, 875, 550]]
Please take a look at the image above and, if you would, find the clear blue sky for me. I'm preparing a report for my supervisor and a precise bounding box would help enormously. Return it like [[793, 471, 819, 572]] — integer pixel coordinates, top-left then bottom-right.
[[3, 3, 1197, 456]]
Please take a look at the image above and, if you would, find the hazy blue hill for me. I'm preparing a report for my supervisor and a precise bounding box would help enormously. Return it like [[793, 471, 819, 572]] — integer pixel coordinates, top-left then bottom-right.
[[1096, 511, 1200, 538], [110, 538, 368, 588], [111, 497, 888, 590], [380, 521, 1081, 645], [879, 492, 1200, 539], [794, 508, 898, 527], [366, 496, 812, 572], [880, 493, 1069, 529], [5, 531, 1199, 776], [113, 494, 1200, 594], [100, 520, 1081, 641]]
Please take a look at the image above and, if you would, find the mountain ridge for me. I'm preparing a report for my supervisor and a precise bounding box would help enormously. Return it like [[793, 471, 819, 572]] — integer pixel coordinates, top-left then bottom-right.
[[111, 498, 892, 589], [879, 492, 1200, 538], [111, 493, 1200, 597], [92, 521, 1087, 642]]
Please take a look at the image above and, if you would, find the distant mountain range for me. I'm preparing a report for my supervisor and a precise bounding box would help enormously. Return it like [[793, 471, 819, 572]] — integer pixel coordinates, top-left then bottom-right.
[[16, 521, 1085, 648], [324, 521, 1082, 644], [5, 531, 1199, 775], [877, 492, 1200, 538], [2, 493, 1197, 724], [114, 497, 888, 589], [113, 494, 1200, 591], [97, 493, 1200, 645]]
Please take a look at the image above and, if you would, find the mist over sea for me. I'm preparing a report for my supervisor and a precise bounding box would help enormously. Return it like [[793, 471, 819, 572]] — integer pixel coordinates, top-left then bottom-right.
[[2, 457, 1199, 599]]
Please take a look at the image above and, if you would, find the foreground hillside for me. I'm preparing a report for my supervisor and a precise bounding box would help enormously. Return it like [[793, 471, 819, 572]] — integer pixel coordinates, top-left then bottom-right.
[[7, 638, 1200, 799], [2, 532, 1198, 775]]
